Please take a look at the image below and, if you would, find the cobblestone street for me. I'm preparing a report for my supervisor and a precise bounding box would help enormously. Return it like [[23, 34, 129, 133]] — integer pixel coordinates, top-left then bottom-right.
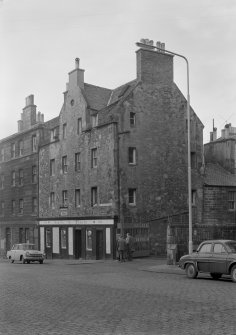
[[1, 258, 236, 335]]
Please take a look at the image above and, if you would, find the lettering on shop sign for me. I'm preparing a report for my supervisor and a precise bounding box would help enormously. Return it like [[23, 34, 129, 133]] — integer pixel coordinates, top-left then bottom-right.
[[39, 219, 114, 226]]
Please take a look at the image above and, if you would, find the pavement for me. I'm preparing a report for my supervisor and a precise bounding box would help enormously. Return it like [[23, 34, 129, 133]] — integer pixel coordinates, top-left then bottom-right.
[[140, 262, 184, 275], [0, 256, 183, 274]]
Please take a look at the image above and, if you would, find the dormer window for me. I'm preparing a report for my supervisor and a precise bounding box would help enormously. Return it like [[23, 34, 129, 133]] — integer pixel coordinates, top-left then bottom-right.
[[91, 114, 98, 128]]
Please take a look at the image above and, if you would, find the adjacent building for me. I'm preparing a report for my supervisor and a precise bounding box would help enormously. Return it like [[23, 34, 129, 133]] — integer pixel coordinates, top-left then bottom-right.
[[0, 95, 45, 256]]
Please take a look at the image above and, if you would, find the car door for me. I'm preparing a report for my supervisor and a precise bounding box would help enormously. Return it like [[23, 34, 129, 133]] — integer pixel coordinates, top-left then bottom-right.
[[210, 243, 227, 274], [196, 242, 212, 273]]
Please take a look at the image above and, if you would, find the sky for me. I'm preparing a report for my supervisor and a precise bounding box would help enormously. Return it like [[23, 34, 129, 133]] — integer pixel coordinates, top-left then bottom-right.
[[0, 0, 235, 143]]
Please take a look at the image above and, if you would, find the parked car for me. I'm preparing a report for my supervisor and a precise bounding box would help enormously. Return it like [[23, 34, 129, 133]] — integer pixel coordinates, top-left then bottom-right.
[[179, 240, 236, 283], [7, 243, 44, 264]]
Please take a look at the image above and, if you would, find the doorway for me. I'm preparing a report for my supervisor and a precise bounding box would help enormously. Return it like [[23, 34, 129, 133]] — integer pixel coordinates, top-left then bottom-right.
[[96, 230, 104, 260], [75, 229, 82, 259]]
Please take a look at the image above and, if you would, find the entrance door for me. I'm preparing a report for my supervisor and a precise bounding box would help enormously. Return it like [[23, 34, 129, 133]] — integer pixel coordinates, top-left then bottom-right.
[[75, 229, 82, 259], [6, 228, 11, 251], [45, 228, 52, 259], [96, 230, 104, 260]]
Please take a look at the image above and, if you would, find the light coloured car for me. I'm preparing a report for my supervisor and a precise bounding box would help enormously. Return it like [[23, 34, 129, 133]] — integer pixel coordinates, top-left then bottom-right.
[[7, 243, 44, 264]]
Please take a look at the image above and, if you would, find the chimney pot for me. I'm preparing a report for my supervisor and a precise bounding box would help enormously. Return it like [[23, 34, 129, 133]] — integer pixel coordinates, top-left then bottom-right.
[[75, 58, 80, 69]]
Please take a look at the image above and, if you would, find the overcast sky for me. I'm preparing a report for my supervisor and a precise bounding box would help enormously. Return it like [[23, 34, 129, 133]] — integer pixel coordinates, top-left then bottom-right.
[[1, 0, 235, 143]]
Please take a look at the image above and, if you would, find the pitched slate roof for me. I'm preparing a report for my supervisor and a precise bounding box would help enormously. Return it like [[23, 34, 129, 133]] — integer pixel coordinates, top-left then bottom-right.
[[204, 163, 236, 187], [84, 83, 111, 110], [107, 80, 137, 105]]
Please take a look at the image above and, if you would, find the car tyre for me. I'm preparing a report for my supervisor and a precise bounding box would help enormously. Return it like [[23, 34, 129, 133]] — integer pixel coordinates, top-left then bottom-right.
[[231, 265, 236, 283], [185, 263, 198, 279], [39, 260, 43, 264], [210, 273, 222, 280], [27, 260, 30, 264]]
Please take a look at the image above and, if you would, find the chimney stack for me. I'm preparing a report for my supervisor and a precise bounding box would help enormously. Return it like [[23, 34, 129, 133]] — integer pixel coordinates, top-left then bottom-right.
[[136, 39, 173, 85], [68, 57, 85, 90]]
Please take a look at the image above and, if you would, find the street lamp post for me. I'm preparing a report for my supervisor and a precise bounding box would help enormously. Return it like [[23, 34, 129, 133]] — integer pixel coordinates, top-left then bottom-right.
[[136, 41, 193, 254]]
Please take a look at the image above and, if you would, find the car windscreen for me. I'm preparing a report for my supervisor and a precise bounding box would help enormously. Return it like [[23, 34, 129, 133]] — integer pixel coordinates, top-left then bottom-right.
[[226, 242, 236, 253], [23, 244, 36, 250]]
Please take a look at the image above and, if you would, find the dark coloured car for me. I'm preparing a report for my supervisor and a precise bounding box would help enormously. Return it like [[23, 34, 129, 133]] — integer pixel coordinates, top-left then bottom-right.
[[179, 240, 236, 283]]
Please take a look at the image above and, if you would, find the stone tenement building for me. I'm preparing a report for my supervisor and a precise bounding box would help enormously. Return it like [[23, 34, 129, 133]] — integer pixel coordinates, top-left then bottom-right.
[[0, 95, 45, 256], [0, 41, 204, 259]]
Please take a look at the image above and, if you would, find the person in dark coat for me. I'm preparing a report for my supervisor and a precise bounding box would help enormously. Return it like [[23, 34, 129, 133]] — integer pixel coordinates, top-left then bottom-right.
[[126, 233, 134, 261], [117, 235, 126, 262]]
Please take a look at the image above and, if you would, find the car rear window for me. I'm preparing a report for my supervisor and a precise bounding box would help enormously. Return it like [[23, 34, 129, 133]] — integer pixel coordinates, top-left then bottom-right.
[[226, 242, 236, 253]]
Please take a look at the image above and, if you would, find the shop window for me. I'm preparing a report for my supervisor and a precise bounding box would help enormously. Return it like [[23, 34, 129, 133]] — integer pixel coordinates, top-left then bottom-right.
[[75, 152, 81, 171], [19, 169, 24, 186], [91, 187, 98, 206], [19, 228, 24, 243], [32, 165, 37, 183], [11, 143, 16, 158], [75, 189, 81, 207], [25, 228, 29, 243], [130, 112, 136, 127], [128, 147, 136, 165], [60, 229, 67, 249], [228, 191, 236, 210], [77, 118, 82, 135], [91, 148, 97, 168], [86, 229, 92, 251], [19, 199, 24, 214], [50, 192, 55, 209], [128, 188, 136, 205], [62, 156, 67, 174], [19, 140, 23, 156], [46, 228, 52, 248], [50, 159, 55, 176], [32, 135, 37, 152]]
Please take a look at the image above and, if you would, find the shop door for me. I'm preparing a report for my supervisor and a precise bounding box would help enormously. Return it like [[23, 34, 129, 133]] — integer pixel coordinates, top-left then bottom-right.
[[96, 230, 104, 260], [6, 228, 11, 251], [75, 229, 82, 259], [45, 228, 52, 259]]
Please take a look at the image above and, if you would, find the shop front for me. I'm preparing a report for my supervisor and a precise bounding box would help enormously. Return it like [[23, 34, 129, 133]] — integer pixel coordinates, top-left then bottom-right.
[[39, 218, 116, 260]]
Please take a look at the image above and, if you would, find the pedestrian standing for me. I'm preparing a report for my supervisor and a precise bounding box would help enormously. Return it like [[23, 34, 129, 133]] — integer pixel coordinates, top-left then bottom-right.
[[117, 235, 126, 262], [126, 233, 134, 261]]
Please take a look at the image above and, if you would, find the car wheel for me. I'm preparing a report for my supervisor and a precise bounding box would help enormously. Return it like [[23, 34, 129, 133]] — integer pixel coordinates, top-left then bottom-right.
[[27, 261, 30, 264], [39, 260, 43, 264], [210, 273, 222, 280], [231, 265, 236, 283], [185, 263, 198, 279]]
